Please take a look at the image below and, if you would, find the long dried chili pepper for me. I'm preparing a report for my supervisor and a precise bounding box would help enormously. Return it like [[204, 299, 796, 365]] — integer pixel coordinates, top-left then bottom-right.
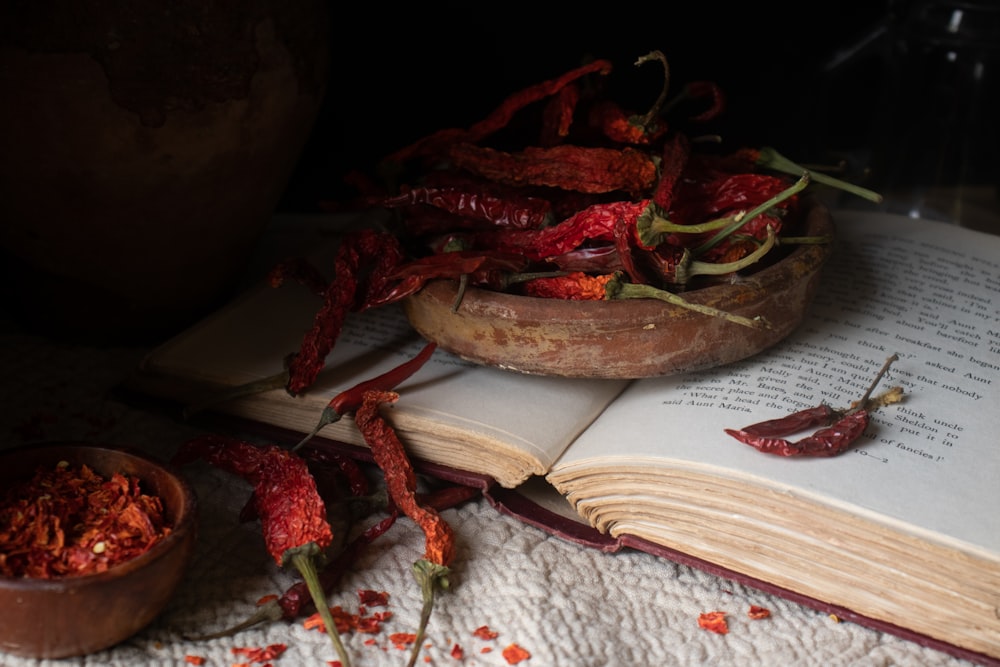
[[467, 199, 649, 262], [187, 483, 479, 640], [590, 50, 671, 145], [287, 228, 406, 394], [522, 272, 615, 300], [724, 354, 903, 457], [292, 340, 438, 451], [385, 59, 613, 165], [355, 389, 456, 667], [448, 143, 658, 197], [367, 251, 530, 308], [376, 185, 553, 230], [172, 435, 351, 667]]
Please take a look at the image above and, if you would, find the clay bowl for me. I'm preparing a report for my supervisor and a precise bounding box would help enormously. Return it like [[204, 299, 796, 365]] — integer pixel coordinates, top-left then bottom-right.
[[403, 202, 834, 378], [0, 442, 198, 659]]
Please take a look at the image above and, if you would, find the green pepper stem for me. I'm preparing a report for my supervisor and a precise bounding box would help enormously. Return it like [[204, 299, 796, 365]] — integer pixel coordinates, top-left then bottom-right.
[[290, 550, 351, 667], [606, 276, 770, 330], [292, 406, 343, 452], [755, 146, 883, 203], [407, 559, 451, 667], [694, 172, 810, 256], [678, 225, 777, 284]]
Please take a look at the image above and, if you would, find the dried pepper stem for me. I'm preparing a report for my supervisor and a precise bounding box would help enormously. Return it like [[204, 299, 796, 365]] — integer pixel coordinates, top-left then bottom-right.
[[292, 341, 438, 451], [287, 546, 351, 667], [692, 172, 810, 256], [606, 276, 769, 329], [752, 146, 883, 203]]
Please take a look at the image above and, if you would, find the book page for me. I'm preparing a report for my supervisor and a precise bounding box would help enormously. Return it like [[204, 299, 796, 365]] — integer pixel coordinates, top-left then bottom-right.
[[550, 211, 1000, 556], [137, 277, 629, 485]]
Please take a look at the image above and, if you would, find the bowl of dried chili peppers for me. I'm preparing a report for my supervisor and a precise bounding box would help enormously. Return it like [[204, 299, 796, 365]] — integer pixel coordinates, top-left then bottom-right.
[[0, 441, 198, 659], [401, 199, 834, 378], [297, 51, 877, 381]]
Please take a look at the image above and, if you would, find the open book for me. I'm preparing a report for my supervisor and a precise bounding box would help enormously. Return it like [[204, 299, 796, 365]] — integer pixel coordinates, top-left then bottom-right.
[[127, 209, 1000, 664]]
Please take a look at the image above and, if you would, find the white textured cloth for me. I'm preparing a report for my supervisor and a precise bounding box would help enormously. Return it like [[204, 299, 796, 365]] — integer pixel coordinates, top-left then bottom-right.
[[0, 323, 986, 667]]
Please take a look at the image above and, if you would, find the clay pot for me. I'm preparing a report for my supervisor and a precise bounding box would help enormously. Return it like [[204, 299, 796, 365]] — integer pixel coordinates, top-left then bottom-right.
[[0, 2, 330, 342]]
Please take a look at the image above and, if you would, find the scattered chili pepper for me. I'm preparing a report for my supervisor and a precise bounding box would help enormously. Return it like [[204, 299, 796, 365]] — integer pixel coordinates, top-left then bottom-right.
[[183, 656, 207, 666], [725, 354, 903, 457], [748, 605, 772, 619], [448, 143, 658, 197], [0, 460, 172, 578], [698, 611, 729, 634], [173, 435, 351, 667], [293, 341, 438, 451], [355, 389, 456, 667]]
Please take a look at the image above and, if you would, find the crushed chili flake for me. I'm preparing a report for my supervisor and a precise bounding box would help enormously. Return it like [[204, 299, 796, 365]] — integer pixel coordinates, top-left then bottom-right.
[[232, 643, 286, 662], [389, 632, 417, 649], [358, 588, 390, 606], [0, 460, 172, 578], [472, 625, 499, 640], [256, 594, 279, 605], [748, 605, 771, 619], [502, 643, 531, 664], [698, 611, 729, 635], [451, 643, 464, 659], [184, 656, 207, 666], [481, 646, 494, 654]]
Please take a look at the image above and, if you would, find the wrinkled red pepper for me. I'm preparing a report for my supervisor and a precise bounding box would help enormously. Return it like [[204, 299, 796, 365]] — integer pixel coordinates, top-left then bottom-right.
[[172, 435, 350, 666]]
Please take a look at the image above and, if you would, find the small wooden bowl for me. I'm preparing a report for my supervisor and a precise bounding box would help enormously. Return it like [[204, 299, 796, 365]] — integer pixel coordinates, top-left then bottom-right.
[[403, 203, 834, 378], [0, 442, 198, 659]]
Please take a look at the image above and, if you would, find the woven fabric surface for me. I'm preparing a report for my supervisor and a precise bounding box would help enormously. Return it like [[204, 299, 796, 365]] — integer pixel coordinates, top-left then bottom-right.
[[0, 325, 984, 667]]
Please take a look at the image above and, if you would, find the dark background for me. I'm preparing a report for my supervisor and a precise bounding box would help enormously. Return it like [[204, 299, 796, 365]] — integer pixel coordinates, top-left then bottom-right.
[[279, 1, 895, 211]]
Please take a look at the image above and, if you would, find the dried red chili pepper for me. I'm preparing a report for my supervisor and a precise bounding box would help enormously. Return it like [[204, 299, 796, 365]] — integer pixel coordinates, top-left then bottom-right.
[[267, 257, 329, 296], [191, 482, 479, 640], [367, 250, 530, 308], [468, 199, 649, 262], [377, 186, 553, 230], [287, 228, 407, 395], [0, 461, 172, 579], [385, 59, 613, 165], [590, 50, 671, 146], [652, 131, 691, 210], [293, 341, 438, 451], [725, 354, 903, 457], [448, 143, 658, 198], [355, 389, 456, 667], [522, 271, 614, 300], [172, 435, 350, 666], [539, 81, 580, 146]]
